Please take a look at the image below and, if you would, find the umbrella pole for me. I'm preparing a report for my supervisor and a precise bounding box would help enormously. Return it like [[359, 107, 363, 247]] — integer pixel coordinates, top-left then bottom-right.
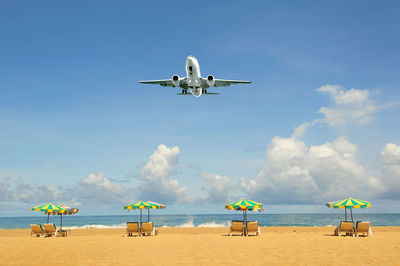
[[140, 209, 142, 227], [148, 209, 150, 222], [61, 214, 63, 230], [350, 208, 353, 222], [345, 208, 347, 221], [245, 210, 247, 236], [47, 213, 50, 224]]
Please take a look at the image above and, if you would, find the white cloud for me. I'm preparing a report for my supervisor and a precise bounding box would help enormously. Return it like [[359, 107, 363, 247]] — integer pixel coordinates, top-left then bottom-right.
[[0, 178, 13, 202], [199, 172, 233, 203], [16, 183, 63, 204], [138, 144, 192, 204], [378, 143, 400, 199], [76, 172, 130, 205], [316, 85, 380, 126], [240, 135, 381, 204]]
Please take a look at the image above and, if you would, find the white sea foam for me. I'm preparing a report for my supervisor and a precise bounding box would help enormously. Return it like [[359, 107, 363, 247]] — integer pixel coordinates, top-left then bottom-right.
[[63, 223, 125, 230], [161, 217, 229, 228]]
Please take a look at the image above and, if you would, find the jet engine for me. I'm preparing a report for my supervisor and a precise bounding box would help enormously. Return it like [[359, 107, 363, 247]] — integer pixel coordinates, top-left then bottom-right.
[[206, 75, 215, 87], [172, 75, 180, 87]]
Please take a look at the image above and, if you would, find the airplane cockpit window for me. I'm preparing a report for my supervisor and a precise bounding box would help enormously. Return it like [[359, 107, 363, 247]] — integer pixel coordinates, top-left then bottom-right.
[[189, 66, 192, 71]]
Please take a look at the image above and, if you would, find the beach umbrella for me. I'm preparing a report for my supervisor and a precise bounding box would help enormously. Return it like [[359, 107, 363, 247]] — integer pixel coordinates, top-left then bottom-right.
[[326, 197, 371, 222], [56, 205, 79, 230], [123, 200, 153, 225], [31, 203, 67, 223], [145, 201, 166, 222], [225, 199, 264, 224]]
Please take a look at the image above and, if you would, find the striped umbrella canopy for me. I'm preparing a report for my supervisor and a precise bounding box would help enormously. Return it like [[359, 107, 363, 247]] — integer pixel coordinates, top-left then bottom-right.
[[123, 201, 166, 224], [326, 198, 371, 222], [225, 199, 264, 224], [145, 201, 166, 222], [54, 205, 79, 229], [31, 203, 67, 223]]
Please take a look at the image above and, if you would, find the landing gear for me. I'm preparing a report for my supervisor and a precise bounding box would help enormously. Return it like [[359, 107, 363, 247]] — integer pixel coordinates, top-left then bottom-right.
[[202, 89, 207, 94], [182, 89, 188, 94]]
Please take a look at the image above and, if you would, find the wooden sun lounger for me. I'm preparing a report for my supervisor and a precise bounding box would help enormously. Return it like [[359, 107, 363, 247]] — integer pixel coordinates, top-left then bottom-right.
[[126, 222, 141, 237], [30, 224, 44, 237], [334, 221, 355, 237], [43, 224, 57, 237], [246, 221, 261, 236], [355, 221, 373, 237], [142, 222, 158, 236], [229, 220, 244, 236], [43, 223, 69, 237]]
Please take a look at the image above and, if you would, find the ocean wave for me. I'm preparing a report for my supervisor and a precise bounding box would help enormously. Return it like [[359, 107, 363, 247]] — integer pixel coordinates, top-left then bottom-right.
[[161, 217, 230, 228], [63, 223, 126, 229]]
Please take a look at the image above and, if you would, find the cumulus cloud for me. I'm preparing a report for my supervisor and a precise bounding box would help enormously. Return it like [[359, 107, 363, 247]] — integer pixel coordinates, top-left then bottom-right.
[[16, 183, 65, 204], [238, 84, 395, 204], [199, 172, 233, 203], [76, 172, 131, 205], [0, 171, 132, 211], [240, 135, 381, 204], [0, 178, 13, 202], [138, 144, 192, 204], [378, 143, 400, 199], [0, 144, 192, 212], [316, 85, 381, 126]]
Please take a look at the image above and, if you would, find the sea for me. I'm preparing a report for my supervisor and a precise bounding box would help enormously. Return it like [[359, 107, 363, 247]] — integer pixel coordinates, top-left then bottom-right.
[[0, 213, 399, 229]]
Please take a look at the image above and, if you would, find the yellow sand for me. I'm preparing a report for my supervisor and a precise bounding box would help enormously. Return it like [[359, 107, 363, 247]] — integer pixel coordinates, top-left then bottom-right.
[[1, 227, 400, 265]]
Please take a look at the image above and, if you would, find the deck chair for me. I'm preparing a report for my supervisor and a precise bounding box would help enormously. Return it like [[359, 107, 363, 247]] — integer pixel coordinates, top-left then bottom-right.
[[55, 228, 70, 237], [229, 220, 244, 236], [334, 221, 355, 236], [141, 222, 158, 236], [246, 221, 261, 236], [126, 222, 141, 237], [30, 224, 44, 237], [355, 221, 373, 237], [43, 224, 57, 237]]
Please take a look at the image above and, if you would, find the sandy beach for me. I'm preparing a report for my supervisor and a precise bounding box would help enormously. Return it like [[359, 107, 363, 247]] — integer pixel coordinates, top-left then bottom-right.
[[0, 226, 399, 265]]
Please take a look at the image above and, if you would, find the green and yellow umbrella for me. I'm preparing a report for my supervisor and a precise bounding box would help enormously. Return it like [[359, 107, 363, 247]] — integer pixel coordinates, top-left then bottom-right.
[[123, 201, 166, 224], [326, 197, 371, 222], [31, 203, 67, 223], [225, 199, 264, 223]]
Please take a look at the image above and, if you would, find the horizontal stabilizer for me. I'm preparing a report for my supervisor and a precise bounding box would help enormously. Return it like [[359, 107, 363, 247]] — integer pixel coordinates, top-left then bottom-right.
[[176, 92, 220, 95]]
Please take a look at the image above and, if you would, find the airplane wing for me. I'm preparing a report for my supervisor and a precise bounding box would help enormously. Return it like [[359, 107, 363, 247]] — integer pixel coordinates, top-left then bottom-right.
[[213, 79, 252, 87], [139, 78, 187, 88], [139, 80, 175, 87]]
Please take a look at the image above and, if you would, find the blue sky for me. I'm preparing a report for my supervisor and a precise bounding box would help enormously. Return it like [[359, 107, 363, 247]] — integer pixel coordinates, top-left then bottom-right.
[[1, 1, 400, 216]]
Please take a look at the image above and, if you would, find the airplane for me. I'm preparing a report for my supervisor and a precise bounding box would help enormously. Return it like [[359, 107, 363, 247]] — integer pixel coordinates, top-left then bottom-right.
[[139, 56, 251, 97]]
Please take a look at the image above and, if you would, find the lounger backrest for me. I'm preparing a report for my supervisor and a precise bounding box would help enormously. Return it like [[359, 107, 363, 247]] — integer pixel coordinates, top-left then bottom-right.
[[340, 221, 354, 231], [142, 222, 153, 232], [247, 221, 259, 232], [231, 221, 243, 231], [127, 222, 139, 232], [356, 222, 370, 232], [30, 224, 43, 233], [43, 224, 56, 234]]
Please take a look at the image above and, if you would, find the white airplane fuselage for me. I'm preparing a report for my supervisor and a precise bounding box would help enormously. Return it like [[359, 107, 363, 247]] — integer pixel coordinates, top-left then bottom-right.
[[139, 56, 251, 97], [185, 56, 202, 97]]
